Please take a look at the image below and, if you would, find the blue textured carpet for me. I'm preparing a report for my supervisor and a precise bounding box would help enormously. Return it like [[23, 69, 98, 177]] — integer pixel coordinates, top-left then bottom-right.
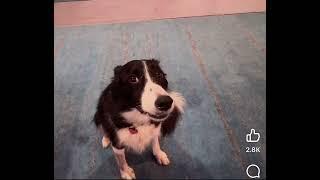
[[54, 13, 266, 179]]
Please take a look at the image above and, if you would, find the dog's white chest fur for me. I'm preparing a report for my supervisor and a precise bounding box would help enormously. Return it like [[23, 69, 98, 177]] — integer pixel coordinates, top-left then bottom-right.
[[118, 110, 161, 153], [117, 124, 161, 153]]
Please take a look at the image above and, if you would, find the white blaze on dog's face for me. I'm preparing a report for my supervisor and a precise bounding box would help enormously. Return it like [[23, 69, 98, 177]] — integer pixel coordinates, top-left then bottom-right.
[[141, 62, 169, 113], [139, 60, 179, 121]]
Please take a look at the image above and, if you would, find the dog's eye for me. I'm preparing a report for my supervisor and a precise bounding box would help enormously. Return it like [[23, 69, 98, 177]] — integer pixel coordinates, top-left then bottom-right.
[[128, 75, 139, 84]]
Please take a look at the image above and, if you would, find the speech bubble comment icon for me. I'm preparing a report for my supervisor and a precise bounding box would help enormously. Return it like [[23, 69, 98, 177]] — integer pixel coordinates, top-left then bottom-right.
[[246, 164, 260, 178]]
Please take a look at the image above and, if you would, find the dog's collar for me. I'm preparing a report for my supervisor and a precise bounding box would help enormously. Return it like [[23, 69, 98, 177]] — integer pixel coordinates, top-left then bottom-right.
[[136, 105, 148, 115], [128, 126, 138, 134], [135, 105, 161, 126]]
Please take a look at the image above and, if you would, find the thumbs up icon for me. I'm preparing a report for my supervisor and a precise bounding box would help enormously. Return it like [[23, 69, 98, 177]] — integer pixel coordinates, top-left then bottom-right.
[[246, 129, 260, 143]]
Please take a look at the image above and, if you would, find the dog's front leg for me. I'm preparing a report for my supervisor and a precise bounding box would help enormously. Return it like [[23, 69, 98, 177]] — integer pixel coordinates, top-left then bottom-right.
[[112, 146, 136, 179], [152, 136, 170, 165]]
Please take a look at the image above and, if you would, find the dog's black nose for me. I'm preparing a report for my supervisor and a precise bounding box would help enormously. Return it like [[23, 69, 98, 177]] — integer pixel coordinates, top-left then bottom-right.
[[155, 95, 173, 111]]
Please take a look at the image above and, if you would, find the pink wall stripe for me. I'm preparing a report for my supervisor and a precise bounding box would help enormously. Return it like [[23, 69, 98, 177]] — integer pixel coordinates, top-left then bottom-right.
[[55, 0, 266, 27]]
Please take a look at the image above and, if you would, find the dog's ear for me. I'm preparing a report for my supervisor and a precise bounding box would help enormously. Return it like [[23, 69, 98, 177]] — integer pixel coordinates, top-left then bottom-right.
[[151, 59, 160, 65], [112, 65, 122, 84], [114, 65, 122, 76]]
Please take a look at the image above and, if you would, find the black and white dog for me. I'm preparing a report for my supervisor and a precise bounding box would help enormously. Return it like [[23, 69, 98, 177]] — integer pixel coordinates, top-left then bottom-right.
[[93, 59, 185, 179]]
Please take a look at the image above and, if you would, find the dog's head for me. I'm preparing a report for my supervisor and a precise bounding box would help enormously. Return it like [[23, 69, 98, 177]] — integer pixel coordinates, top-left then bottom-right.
[[111, 59, 185, 122]]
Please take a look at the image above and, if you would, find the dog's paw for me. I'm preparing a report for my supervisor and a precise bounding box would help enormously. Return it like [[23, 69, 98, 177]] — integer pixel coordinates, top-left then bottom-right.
[[101, 136, 110, 148], [154, 150, 170, 165], [120, 166, 136, 179]]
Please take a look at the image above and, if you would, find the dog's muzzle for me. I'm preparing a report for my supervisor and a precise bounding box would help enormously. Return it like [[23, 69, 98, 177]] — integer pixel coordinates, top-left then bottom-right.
[[135, 105, 169, 120]]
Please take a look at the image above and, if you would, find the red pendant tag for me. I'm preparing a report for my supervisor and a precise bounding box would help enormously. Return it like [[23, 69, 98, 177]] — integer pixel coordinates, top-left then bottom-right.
[[128, 127, 138, 134]]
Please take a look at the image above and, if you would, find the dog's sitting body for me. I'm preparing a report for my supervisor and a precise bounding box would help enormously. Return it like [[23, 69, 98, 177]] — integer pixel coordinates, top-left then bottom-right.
[[94, 59, 185, 179]]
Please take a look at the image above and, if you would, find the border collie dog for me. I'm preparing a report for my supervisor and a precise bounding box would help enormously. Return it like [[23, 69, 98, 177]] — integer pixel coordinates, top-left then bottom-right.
[[93, 59, 186, 179]]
